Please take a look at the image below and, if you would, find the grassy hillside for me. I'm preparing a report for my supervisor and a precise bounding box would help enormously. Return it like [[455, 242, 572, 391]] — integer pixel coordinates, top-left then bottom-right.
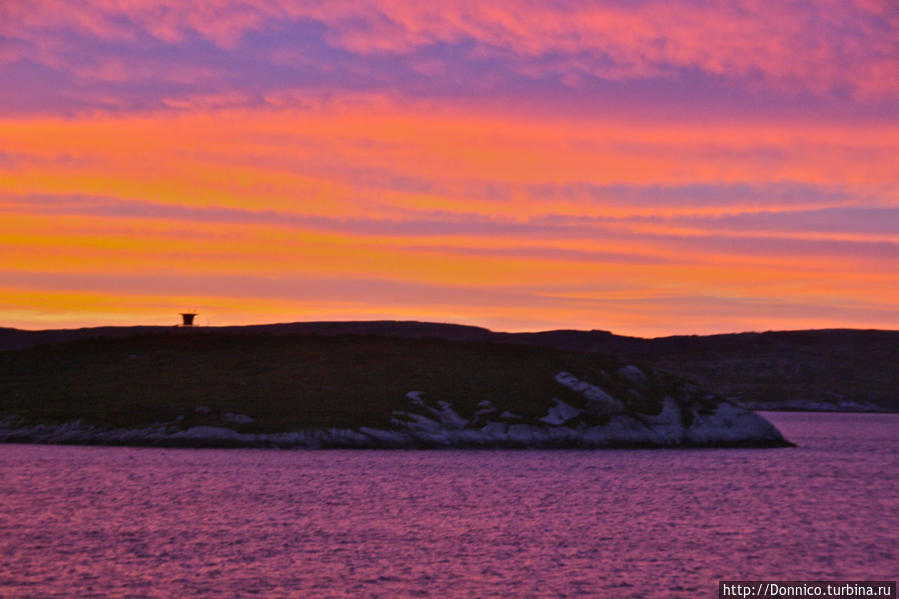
[[0, 331, 687, 433], [4, 322, 894, 412], [624, 330, 899, 411]]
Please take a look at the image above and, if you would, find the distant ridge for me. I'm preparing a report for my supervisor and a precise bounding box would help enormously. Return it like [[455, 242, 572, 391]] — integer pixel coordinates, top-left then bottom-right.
[[2, 321, 897, 412], [0, 321, 493, 351]]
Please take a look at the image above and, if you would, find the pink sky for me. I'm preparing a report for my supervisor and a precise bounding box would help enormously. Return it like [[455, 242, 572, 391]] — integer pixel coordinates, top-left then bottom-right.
[[1, 0, 897, 335]]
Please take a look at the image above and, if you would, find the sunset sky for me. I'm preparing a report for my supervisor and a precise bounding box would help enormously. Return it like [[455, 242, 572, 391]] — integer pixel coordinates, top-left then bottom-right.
[[1, 0, 897, 335]]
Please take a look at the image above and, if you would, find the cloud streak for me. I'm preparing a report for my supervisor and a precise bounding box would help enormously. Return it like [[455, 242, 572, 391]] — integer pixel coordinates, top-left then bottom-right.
[[2, 1, 897, 117]]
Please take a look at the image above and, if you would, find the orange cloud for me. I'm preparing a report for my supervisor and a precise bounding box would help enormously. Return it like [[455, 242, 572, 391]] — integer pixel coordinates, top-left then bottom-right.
[[1, 2, 897, 334]]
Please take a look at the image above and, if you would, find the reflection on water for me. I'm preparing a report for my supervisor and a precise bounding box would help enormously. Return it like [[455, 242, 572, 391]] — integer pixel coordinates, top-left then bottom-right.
[[0, 412, 896, 598]]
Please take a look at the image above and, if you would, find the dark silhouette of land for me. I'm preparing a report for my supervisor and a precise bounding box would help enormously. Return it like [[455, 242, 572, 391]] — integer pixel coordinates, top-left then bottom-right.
[[0, 328, 797, 447], [1, 321, 896, 413]]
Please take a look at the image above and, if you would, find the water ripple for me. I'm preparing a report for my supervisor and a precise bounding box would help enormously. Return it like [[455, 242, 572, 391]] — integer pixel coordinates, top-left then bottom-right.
[[0, 413, 896, 598]]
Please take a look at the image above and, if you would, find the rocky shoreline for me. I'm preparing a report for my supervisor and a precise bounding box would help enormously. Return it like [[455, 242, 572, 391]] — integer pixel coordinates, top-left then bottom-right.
[[0, 379, 793, 449], [0, 331, 796, 449]]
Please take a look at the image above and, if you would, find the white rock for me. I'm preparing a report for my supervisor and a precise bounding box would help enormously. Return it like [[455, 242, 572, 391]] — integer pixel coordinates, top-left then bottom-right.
[[358, 427, 408, 444], [173, 426, 248, 442], [618, 364, 648, 384], [391, 412, 443, 432], [405, 391, 425, 405], [540, 399, 582, 425], [554, 372, 624, 414], [428, 401, 468, 429], [685, 402, 785, 444], [222, 412, 255, 424]]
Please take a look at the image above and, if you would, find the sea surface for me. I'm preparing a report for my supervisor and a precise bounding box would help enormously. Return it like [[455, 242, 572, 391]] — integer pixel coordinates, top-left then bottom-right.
[[0, 412, 896, 598]]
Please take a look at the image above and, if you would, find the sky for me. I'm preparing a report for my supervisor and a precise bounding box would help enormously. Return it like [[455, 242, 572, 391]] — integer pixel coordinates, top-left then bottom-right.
[[1, 0, 897, 336]]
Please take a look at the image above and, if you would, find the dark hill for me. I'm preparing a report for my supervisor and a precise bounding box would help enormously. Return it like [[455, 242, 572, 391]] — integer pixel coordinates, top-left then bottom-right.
[[2, 321, 896, 412], [0, 330, 791, 448]]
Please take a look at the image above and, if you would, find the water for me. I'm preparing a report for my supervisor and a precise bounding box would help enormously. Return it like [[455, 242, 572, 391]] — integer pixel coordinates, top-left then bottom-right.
[[0, 412, 896, 598]]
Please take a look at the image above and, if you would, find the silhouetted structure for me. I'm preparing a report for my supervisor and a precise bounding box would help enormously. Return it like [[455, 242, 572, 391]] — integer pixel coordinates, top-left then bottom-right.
[[180, 312, 197, 326]]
